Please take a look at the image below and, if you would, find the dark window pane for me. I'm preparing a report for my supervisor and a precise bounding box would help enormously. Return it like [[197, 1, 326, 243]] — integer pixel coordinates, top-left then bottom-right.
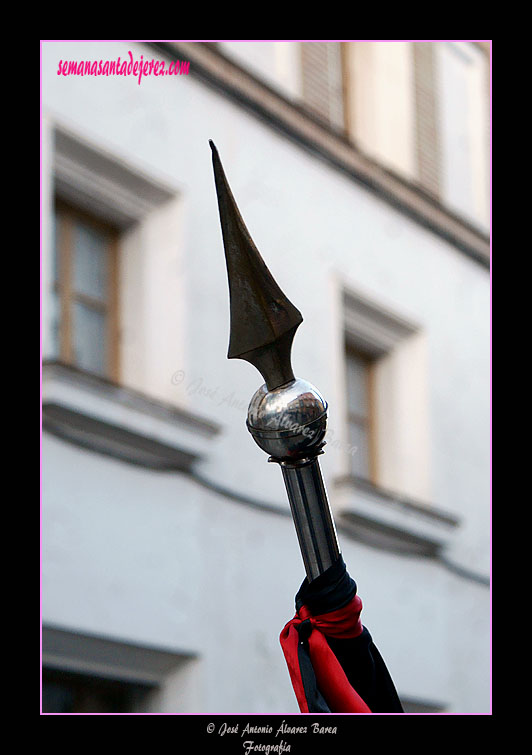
[[73, 221, 108, 301], [346, 351, 369, 417], [348, 419, 369, 477], [72, 301, 106, 376], [42, 668, 153, 713]]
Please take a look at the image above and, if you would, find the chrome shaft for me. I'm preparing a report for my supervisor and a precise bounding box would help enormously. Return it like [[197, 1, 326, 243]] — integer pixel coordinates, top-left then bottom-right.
[[278, 456, 341, 581]]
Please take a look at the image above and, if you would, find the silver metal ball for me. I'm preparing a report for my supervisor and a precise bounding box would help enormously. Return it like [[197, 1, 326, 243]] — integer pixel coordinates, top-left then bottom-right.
[[246, 378, 328, 459]]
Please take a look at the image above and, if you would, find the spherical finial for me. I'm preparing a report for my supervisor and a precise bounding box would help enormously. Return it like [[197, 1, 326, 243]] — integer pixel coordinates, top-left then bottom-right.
[[246, 378, 328, 460]]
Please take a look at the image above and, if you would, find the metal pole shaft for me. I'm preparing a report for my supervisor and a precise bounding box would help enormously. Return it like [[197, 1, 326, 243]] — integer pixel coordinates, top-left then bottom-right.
[[277, 456, 341, 582]]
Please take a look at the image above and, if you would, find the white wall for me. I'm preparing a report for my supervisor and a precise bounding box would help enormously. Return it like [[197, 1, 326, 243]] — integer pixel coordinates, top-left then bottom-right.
[[42, 433, 490, 712], [42, 40, 490, 712]]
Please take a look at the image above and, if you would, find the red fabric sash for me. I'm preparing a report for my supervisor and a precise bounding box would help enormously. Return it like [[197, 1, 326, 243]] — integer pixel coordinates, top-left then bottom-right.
[[279, 595, 371, 713]]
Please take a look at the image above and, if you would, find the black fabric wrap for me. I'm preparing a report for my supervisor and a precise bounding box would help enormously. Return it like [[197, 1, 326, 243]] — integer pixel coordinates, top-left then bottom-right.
[[296, 555, 357, 615], [294, 556, 404, 713]]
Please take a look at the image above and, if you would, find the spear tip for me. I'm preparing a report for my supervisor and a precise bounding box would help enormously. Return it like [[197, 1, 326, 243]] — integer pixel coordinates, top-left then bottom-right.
[[210, 143, 303, 391]]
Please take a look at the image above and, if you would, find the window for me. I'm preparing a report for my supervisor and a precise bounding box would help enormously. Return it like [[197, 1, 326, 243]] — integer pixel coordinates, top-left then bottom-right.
[[42, 667, 153, 713], [345, 346, 376, 481], [342, 288, 430, 501], [435, 41, 490, 228], [343, 42, 417, 180], [341, 41, 489, 227], [52, 200, 119, 379], [41, 626, 200, 713]]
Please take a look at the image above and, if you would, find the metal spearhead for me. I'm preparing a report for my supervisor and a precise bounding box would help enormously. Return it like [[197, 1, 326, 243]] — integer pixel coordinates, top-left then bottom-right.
[[210, 140, 340, 582], [209, 140, 303, 391]]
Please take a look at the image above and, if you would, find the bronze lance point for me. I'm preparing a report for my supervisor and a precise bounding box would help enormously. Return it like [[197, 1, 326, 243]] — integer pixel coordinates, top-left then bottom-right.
[[209, 140, 303, 392], [210, 141, 340, 581]]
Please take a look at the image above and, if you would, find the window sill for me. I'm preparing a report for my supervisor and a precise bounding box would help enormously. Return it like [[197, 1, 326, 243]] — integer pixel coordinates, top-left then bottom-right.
[[42, 361, 221, 472], [42, 624, 196, 686], [333, 475, 460, 557]]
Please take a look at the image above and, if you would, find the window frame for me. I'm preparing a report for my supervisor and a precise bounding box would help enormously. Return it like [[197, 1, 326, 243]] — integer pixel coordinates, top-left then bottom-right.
[[345, 343, 378, 484], [54, 199, 120, 381]]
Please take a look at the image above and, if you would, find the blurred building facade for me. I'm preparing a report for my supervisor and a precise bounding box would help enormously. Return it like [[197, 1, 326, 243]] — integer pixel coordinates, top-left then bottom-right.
[[41, 40, 491, 713]]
